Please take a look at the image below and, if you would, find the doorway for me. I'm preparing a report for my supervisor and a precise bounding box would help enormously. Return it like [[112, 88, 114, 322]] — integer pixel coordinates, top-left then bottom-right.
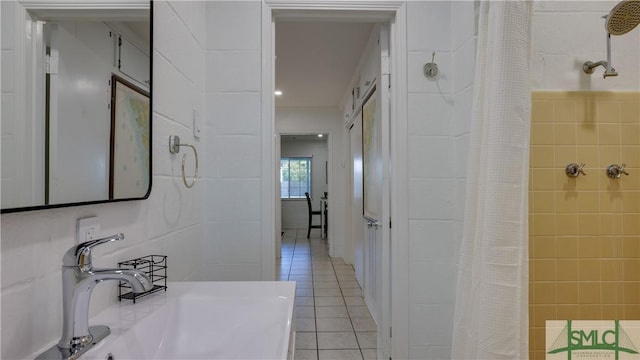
[[263, 2, 409, 359], [279, 134, 329, 240]]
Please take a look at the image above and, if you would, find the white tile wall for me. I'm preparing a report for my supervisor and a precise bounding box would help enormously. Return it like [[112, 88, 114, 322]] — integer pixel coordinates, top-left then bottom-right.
[[407, 1, 451, 52], [450, 0, 476, 50], [409, 262, 457, 303], [408, 179, 455, 220], [452, 87, 473, 136], [202, 0, 264, 281], [1, 2, 206, 359], [153, 53, 202, 128], [1, 1, 16, 49], [167, 1, 206, 47], [407, 94, 452, 136], [206, 1, 262, 51], [452, 37, 476, 91], [408, 220, 456, 263], [207, 93, 261, 135], [215, 136, 261, 178], [407, 1, 476, 358], [531, 0, 640, 90], [206, 51, 262, 92], [217, 220, 262, 263], [1, 51, 14, 91], [409, 304, 454, 346], [154, 2, 205, 85], [209, 179, 261, 220], [408, 136, 455, 179]]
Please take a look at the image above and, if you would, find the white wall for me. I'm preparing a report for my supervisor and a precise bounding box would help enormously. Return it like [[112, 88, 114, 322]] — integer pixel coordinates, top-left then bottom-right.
[[280, 138, 328, 229], [406, 1, 476, 358], [532, 1, 640, 90], [201, 1, 266, 280], [276, 107, 348, 257], [0, 2, 205, 359]]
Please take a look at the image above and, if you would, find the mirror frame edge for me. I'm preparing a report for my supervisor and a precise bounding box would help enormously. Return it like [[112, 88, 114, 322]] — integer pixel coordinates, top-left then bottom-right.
[[1, 0, 153, 214]]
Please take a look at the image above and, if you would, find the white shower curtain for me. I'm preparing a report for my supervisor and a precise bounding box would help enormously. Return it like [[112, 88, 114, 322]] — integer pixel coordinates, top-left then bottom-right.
[[452, 1, 532, 359]]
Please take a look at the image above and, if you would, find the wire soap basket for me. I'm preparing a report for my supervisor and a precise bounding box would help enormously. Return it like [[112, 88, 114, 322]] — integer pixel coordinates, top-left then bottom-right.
[[118, 255, 167, 303]]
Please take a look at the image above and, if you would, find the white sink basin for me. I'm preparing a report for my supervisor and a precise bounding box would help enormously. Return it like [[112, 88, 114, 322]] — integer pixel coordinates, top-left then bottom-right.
[[79, 281, 296, 360]]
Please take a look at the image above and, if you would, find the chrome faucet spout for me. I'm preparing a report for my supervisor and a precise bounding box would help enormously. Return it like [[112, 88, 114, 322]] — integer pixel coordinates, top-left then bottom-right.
[[90, 267, 153, 293], [37, 233, 153, 360], [58, 266, 152, 350]]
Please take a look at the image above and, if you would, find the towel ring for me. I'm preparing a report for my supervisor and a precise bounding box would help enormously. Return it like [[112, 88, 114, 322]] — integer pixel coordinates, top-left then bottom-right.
[[169, 135, 198, 188]]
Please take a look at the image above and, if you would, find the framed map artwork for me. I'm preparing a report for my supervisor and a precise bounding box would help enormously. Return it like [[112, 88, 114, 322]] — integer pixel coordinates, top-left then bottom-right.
[[362, 85, 380, 222], [109, 75, 150, 199]]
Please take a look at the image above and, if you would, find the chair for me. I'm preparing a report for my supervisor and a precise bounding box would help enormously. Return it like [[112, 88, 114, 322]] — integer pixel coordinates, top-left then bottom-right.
[[305, 192, 322, 238]]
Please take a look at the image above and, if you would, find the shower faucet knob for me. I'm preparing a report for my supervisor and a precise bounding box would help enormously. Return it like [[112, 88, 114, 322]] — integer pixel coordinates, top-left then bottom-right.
[[566, 163, 587, 178], [606, 163, 629, 179]]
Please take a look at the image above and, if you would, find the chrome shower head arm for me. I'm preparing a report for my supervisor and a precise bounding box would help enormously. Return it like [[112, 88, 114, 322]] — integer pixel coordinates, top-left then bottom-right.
[[604, 32, 618, 77]]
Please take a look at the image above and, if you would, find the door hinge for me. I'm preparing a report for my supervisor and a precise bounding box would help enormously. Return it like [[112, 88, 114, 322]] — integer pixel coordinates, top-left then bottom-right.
[[390, 326, 392, 338], [389, 217, 392, 229], [46, 53, 58, 75], [117, 36, 122, 69]]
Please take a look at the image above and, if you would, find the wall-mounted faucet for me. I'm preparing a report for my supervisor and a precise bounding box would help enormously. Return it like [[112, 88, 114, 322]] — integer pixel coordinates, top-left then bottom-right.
[[606, 163, 629, 179], [36, 234, 153, 360], [566, 163, 587, 177]]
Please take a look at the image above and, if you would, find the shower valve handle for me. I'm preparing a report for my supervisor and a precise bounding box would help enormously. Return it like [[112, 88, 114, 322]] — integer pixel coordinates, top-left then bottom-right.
[[566, 163, 587, 178], [607, 163, 629, 179]]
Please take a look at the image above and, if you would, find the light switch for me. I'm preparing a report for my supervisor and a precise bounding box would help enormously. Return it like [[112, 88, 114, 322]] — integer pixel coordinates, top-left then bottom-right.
[[193, 109, 201, 139]]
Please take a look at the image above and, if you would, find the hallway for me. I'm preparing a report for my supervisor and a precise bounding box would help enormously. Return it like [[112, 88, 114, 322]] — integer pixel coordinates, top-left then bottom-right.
[[278, 229, 377, 360]]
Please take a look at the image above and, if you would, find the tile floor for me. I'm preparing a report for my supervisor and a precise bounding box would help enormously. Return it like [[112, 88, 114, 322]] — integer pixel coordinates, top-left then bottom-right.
[[278, 229, 377, 360]]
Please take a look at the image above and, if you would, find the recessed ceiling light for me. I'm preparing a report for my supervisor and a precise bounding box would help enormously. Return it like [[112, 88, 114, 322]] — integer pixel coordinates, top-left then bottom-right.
[[274, 90, 283, 96], [318, 134, 323, 138]]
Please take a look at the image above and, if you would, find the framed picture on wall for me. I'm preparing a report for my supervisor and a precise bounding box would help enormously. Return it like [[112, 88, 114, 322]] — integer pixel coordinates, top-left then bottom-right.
[[109, 75, 150, 199], [362, 85, 380, 222]]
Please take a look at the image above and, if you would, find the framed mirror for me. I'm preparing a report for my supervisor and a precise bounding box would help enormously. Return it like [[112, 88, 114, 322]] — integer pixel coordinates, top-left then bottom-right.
[[1, 1, 152, 213]]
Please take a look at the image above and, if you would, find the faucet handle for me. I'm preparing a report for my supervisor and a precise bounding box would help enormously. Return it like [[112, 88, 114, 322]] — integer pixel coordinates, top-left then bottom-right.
[[62, 233, 124, 270]]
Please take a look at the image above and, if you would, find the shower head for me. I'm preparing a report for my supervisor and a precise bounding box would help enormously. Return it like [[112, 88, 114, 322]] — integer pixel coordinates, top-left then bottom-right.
[[583, 0, 640, 78], [606, 0, 640, 35]]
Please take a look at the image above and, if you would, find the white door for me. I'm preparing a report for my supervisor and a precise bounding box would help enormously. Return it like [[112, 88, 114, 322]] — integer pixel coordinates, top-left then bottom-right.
[[47, 23, 112, 204], [349, 26, 392, 359], [378, 23, 392, 360]]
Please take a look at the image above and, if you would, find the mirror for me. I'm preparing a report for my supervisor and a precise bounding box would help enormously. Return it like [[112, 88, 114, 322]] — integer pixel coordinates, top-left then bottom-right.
[[1, 2, 152, 213]]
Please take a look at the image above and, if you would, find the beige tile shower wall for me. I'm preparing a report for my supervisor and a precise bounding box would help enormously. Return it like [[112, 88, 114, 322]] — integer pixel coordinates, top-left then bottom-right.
[[529, 92, 640, 359]]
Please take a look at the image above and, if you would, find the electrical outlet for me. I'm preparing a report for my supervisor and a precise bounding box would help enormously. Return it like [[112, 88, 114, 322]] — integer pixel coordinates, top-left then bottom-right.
[[77, 217, 100, 244]]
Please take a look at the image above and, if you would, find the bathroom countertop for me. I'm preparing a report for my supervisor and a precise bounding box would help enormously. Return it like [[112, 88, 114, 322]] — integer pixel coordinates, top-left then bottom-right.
[[37, 281, 297, 360]]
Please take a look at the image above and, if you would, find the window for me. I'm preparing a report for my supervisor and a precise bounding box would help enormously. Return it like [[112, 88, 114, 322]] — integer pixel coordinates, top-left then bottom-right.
[[281, 157, 311, 199]]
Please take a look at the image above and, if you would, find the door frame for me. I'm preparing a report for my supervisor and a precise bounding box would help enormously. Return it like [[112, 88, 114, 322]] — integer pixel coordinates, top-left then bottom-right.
[[276, 131, 334, 254], [261, 1, 409, 358]]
